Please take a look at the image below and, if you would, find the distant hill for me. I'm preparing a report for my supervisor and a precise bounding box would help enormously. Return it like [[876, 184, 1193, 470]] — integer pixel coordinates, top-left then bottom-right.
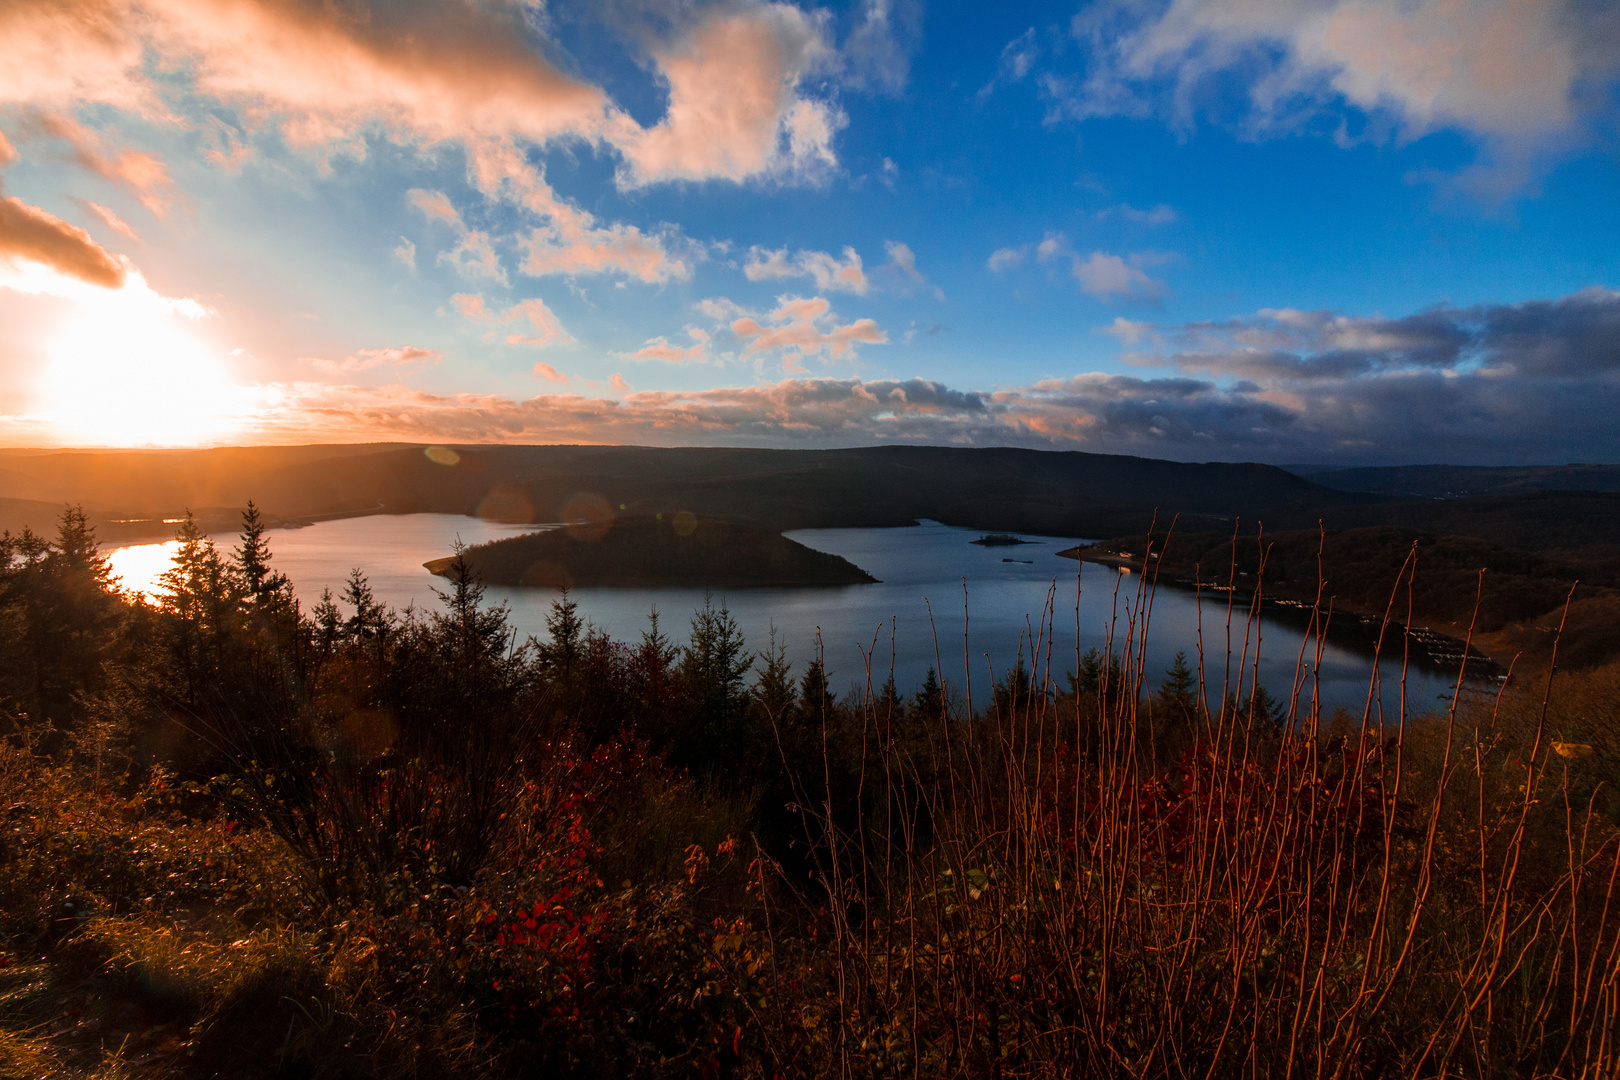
[[0, 443, 1373, 542], [1289, 491, 1620, 581], [431, 514, 878, 588], [1296, 463, 1620, 500]]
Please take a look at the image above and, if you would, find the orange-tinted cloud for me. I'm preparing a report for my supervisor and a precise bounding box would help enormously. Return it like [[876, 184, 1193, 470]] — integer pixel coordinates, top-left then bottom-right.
[[232, 376, 994, 446], [504, 298, 571, 349], [311, 344, 440, 375], [628, 327, 709, 364], [0, 191, 126, 287], [32, 113, 172, 217], [729, 294, 886, 364], [466, 138, 691, 283], [149, 0, 617, 151], [2, 0, 845, 203], [532, 361, 568, 384], [452, 291, 573, 349], [0, 0, 157, 114], [407, 188, 461, 225], [615, 7, 840, 185], [80, 199, 139, 240]]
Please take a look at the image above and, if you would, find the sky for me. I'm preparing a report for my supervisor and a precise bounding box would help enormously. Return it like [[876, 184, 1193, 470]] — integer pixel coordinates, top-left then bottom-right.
[[0, 0, 1617, 464]]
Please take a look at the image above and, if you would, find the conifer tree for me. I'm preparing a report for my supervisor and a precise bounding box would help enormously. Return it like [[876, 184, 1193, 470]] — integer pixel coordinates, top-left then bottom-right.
[[683, 593, 752, 740], [45, 505, 119, 714], [341, 568, 385, 641], [875, 670, 903, 724], [799, 656, 831, 727], [158, 512, 237, 707], [234, 501, 272, 601], [430, 543, 511, 674], [993, 653, 1031, 716], [539, 588, 584, 679], [629, 606, 681, 719], [912, 666, 944, 721], [753, 624, 796, 724], [1160, 651, 1198, 712], [313, 587, 342, 655]]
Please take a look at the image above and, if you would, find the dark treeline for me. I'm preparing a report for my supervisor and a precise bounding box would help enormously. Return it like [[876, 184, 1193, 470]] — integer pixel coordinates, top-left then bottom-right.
[[3, 505, 1619, 1079]]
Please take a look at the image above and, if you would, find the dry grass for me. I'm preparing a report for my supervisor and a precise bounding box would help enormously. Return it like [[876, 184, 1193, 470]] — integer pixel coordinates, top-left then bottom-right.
[[778, 530, 1620, 1077]]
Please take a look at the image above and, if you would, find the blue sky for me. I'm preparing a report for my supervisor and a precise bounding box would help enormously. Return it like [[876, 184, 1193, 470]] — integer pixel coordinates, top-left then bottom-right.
[[1, 0, 1617, 463]]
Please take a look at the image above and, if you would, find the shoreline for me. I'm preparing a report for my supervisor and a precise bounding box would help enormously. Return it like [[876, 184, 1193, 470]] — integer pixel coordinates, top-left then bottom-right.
[[1058, 545, 1506, 682]]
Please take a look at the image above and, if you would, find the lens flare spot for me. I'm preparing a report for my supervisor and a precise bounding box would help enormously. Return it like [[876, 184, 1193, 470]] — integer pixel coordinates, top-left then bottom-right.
[[562, 492, 614, 542]]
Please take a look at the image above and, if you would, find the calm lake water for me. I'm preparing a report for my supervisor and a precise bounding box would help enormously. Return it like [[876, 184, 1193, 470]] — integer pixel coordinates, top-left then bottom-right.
[[108, 513, 1468, 718]]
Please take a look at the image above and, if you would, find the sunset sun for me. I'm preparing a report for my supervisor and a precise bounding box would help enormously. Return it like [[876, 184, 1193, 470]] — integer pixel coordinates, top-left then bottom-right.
[[40, 291, 239, 446]]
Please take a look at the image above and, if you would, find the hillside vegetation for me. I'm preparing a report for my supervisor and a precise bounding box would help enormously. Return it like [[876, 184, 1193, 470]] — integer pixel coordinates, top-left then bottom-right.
[[2, 506, 1618, 1078], [1077, 524, 1620, 671]]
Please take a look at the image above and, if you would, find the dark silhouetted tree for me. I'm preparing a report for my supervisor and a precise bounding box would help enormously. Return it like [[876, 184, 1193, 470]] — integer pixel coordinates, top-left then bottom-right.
[[683, 593, 752, 743], [1160, 651, 1197, 712]]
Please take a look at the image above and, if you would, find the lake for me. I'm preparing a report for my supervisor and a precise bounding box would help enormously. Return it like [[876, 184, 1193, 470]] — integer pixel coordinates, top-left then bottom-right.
[[107, 513, 1470, 719]]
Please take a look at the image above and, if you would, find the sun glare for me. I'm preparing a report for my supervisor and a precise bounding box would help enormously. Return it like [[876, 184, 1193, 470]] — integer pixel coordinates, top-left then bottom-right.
[[105, 540, 180, 600], [40, 283, 241, 446]]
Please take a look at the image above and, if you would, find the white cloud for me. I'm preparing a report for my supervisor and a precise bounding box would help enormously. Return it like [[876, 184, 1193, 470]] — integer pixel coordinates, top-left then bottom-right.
[[744, 245, 868, 293], [1003, 231, 1172, 300], [1101, 203, 1179, 225], [883, 240, 943, 299], [1052, 0, 1620, 191], [979, 27, 1039, 99], [987, 246, 1025, 272], [843, 0, 923, 94], [1072, 252, 1166, 302]]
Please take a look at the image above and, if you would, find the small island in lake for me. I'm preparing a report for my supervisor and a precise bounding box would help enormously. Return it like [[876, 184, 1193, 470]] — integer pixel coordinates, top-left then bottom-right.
[[425, 513, 878, 588], [970, 533, 1031, 547]]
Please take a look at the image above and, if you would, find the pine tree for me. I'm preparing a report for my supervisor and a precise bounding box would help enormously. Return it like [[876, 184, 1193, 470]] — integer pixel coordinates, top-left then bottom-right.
[[341, 568, 385, 641], [875, 670, 903, 724], [158, 512, 237, 707], [1160, 651, 1197, 712], [234, 501, 272, 602], [912, 666, 944, 721], [430, 543, 511, 672], [753, 624, 796, 723], [538, 588, 584, 679], [1070, 647, 1122, 698], [683, 593, 753, 740], [993, 652, 1031, 716], [799, 656, 830, 727], [313, 587, 342, 655], [1248, 684, 1286, 728]]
